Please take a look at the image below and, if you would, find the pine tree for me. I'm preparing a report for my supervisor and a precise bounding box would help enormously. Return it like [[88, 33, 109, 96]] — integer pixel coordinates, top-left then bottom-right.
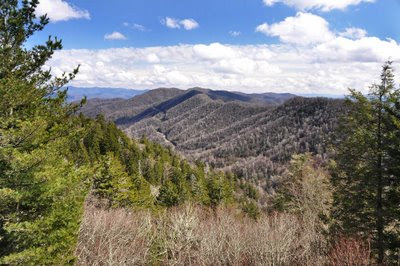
[[332, 61, 400, 263], [207, 171, 234, 206], [190, 166, 210, 205], [157, 180, 180, 207], [0, 1, 86, 264], [93, 154, 153, 208]]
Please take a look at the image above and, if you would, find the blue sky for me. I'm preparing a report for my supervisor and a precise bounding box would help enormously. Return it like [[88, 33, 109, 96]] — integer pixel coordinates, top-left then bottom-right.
[[32, 0, 400, 48], [33, 0, 400, 94]]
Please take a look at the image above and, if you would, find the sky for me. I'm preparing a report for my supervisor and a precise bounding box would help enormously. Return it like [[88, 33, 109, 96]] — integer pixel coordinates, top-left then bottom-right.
[[30, 0, 400, 94]]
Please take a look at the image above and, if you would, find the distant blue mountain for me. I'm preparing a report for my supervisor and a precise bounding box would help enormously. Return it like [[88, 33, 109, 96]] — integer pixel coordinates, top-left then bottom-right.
[[299, 93, 345, 99], [65, 87, 147, 102]]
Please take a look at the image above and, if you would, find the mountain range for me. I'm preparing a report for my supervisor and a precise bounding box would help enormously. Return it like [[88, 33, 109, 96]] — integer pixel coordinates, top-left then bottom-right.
[[80, 87, 345, 186], [66, 86, 147, 102]]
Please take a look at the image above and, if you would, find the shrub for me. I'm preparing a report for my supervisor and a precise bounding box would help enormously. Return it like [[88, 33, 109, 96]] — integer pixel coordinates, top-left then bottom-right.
[[75, 202, 153, 265], [328, 236, 371, 266], [76, 202, 331, 265]]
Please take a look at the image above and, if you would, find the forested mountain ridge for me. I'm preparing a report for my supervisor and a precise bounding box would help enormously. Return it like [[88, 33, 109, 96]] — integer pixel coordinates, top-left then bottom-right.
[[79, 87, 184, 120], [80, 87, 296, 122], [81, 88, 344, 181]]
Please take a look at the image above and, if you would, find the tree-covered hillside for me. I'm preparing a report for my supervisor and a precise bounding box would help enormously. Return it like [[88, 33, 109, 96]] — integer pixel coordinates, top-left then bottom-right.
[[77, 115, 236, 209], [82, 88, 344, 182]]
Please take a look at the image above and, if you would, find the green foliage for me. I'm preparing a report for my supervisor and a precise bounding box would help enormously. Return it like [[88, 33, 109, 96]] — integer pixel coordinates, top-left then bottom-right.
[[207, 171, 234, 206], [93, 153, 153, 208], [190, 168, 210, 205], [79, 116, 236, 209], [0, 0, 60, 82], [240, 198, 260, 220], [240, 182, 259, 200], [332, 61, 400, 263], [0, 0, 87, 264], [0, 111, 93, 264], [1, 150, 91, 265], [157, 180, 180, 207]]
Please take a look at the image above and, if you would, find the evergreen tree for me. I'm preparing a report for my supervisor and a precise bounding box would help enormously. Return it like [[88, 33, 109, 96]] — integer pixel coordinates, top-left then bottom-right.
[[93, 154, 153, 208], [0, 1, 87, 263], [207, 171, 234, 206], [240, 198, 260, 220], [157, 180, 180, 207], [190, 166, 210, 205], [332, 61, 400, 263]]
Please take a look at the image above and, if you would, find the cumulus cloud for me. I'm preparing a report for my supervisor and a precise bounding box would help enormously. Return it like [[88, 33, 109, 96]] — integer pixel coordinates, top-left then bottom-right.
[[164, 17, 181, 29], [146, 53, 160, 63], [162, 17, 199, 30], [104, 32, 127, 40], [123, 22, 149, 32], [36, 0, 90, 22], [314, 37, 400, 62], [339, 27, 367, 39], [48, 36, 400, 95], [229, 31, 242, 37], [263, 0, 375, 12], [256, 12, 334, 45], [180, 19, 199, 30]]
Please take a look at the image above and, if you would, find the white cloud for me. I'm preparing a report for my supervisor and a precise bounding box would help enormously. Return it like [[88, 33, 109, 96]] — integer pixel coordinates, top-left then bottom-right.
[[252, 13, 400, 66], [146, 53, 160, 63], [123, 22, 149, 32], [256, 12, 334, 45], [339, 27, 367, 39], [48, 36, 400, 95], [314, 37, 400, 62], [36, 0, 90, 22], [104, 32, 127, 40], [162, 17, 199, 30], [262, 0, 375, 12], [193, 43, 238, 60], [229, 31, 242, 37], [180, 19, 199, 30], [164, 17, 181, 29]]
